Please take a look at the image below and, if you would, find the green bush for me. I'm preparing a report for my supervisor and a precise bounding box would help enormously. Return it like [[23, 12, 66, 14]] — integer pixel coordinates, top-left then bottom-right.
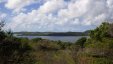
[[31, 38, 42, 42], [75, 37, 87, 48], [0, 21, 36, 64]]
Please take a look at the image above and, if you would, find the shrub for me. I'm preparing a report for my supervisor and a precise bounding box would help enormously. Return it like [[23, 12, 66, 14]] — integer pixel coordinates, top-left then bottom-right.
[[32, 38, 42, 42], [75, 37, 87, 48]]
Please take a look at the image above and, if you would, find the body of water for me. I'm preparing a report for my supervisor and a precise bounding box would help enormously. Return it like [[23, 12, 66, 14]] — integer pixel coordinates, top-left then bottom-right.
[[17, 36, 87, 43]]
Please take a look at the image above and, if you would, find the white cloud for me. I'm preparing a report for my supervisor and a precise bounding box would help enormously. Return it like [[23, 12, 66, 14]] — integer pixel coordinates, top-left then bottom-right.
[[58, 0, 90, 19], [0, 12, 7, 20], [107, 0, 113, 8], [38, 0, 66, 14], [58, 0, 109, 25], [5, 0, 38, 13], [6, 0, 113, 32]]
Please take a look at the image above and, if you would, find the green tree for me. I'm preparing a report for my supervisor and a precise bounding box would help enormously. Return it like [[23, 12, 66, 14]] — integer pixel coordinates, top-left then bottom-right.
[[108, 23, 113, 37], [0, 20, 6, 41], [89, 22, 110, 41], [75, 37, 87, 48], [0, 21, 36, 64]]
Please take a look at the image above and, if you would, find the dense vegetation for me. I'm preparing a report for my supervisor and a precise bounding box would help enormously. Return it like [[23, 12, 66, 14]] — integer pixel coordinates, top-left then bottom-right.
[[0, 21, 113, 64], [81, 22, 113, 64]]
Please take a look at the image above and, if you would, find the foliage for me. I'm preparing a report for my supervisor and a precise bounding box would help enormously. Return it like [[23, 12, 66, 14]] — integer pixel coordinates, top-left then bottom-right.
[[0, 21, 36, 64], [75, 37, 87, 48], [82, 22, 113, 64], [89, 22, 110, 41], [31, 38, 42, 42]]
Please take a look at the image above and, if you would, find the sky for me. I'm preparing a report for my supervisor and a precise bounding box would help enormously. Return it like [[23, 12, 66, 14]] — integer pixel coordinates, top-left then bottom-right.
[[0, 0, 113, 32]]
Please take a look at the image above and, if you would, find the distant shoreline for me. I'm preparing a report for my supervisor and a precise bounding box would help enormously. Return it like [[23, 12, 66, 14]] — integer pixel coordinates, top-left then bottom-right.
[[16, 35, 87, 36], [14, 31, 89, 36]]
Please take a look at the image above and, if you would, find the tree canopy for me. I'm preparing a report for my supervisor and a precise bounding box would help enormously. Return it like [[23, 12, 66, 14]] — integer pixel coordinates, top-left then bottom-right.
[[89, 22, 113, 41]]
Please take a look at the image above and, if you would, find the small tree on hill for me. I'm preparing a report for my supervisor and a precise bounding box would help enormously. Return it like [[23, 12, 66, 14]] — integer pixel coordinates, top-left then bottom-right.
[[0, 20, 6, 40], [89, 22, 111, 41]]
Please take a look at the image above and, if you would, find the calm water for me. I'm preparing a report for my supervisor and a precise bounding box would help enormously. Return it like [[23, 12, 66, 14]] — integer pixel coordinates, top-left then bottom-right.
[[17, 36, 87, 43]]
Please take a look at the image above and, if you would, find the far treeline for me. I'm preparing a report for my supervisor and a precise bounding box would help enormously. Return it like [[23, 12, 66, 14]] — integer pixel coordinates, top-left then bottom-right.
[[14, 31, 90, 36], [0, 21, 113, 64]]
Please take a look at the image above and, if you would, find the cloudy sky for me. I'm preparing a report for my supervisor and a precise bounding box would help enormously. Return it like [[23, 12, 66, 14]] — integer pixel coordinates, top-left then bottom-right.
[[0, 0, 113, 32]]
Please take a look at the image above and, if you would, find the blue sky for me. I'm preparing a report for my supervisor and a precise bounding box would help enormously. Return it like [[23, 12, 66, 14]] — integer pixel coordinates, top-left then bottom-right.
[[0, 0, 113, 32]]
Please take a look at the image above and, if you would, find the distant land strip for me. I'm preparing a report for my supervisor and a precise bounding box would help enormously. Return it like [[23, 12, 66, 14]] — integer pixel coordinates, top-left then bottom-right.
[[13, 30, 90, 36]]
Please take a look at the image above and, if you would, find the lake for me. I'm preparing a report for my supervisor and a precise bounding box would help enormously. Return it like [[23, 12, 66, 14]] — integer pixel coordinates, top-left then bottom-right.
[[16, 36, 87, 43]]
